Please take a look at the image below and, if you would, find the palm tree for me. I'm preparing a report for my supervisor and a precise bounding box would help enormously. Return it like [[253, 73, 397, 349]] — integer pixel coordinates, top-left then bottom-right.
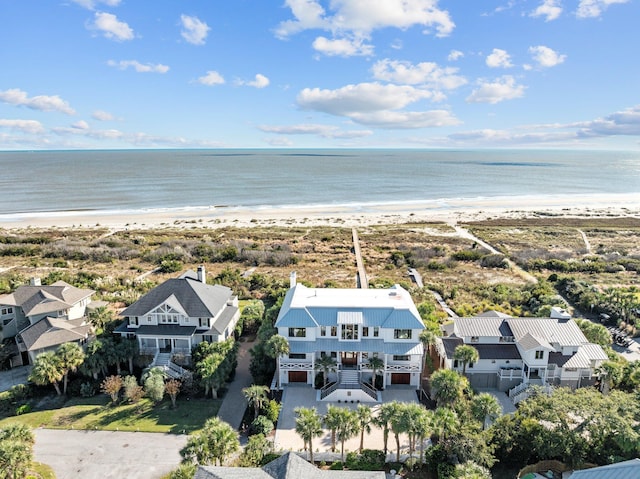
[[0, 424, 34, 479], [453, 344, 479, 375], [55, 342, 85, 395], [470, 393, 502, 430], [265, 334, 289, 389], [433, 407, 459, 443], [294, 407, 323, 464], [366, 356, 385, 389], [335, 407, 359, 462], [180, 417, 239, 466], [29, 351, 63, 395], [356, 404, 372, 452], [314, 355, 337, 387], [242, 385, 269, 420], [81, 339, 106, 379], [430, 368, 468, 407], [419, 330, 436, 375], [324, 405, 342, 453], [119, 338, 139, 373], [416, 408, 434, 464], [401, 402, 428, 458], [197, 353, 224, 398], [374, 400, 399, 455]]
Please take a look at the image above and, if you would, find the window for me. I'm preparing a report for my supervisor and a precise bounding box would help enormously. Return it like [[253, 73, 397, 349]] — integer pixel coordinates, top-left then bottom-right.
[[199, 318, 210, 328], [362, 326, 369, 337], [1, 308, 7, 315], [330, 326, 337, 337], [453, 360, 459, 368], [393, 355, 410, 361], [470, 336, 479, 343], [535, 350, 544, 360], [499, 336, 514, 343], [320, 326, 326, 337], [202, 335, 214, 343], [373, 327, 379, 337], [159, 314, 179, 324], [2, 318, 12, 326], [341, 324, 359, 340], [129, 316, 138, 326], [288, 327, 306, 338], [394, 329, 412, 339], [361, 352, 369, 360], [289, 353, 306, 359]]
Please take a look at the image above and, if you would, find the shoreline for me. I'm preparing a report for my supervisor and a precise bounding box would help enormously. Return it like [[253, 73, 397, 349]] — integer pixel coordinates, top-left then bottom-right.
[[1, 193, 639, 231]]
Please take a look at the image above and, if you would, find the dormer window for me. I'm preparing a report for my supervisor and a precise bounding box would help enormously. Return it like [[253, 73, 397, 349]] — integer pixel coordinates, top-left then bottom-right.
[[470, 336, 479, 343], [535, 350, 544, 360], [394, 329, 412, 339], [341, 324, 359, 341]]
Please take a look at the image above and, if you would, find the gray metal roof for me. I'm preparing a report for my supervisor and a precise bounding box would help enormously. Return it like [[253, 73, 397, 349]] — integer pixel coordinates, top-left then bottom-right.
[[570, 459, 640, 479], [506, 317, 587, 347], [121, 276, 233, 319], [195, 452, 385, 479], [454, 316, 513, 338]]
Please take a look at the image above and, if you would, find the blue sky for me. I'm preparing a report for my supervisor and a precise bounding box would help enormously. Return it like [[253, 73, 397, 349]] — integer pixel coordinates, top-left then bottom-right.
[[1, 0, 639, 150]]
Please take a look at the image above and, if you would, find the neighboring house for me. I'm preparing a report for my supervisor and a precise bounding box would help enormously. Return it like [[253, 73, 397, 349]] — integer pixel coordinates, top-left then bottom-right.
[[0, 278, 95, 365], [273, 273, 425, 398], [436, 308, 608, 393], [569, 459, 640, 479], [195, 451, 385, 479], [115, 266, 240, 357]]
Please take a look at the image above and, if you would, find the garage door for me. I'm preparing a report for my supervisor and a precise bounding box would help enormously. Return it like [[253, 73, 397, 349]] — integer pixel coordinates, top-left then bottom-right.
[[391, 373, 411, 384], [288, 371, 307, 383]]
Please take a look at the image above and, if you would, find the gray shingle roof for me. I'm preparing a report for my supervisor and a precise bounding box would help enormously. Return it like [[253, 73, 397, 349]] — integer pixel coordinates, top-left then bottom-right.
[[195, 452, 385, 479], [121, 277, 233, 318], [202, 306, 238, 335], [18, 317, 90, 351], [0, 281, 94, 317], [440, 339, 521, 360]]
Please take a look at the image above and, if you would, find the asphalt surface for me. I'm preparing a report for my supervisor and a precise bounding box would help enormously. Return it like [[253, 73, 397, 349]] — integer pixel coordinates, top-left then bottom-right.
[[33, 429, 188, 479]]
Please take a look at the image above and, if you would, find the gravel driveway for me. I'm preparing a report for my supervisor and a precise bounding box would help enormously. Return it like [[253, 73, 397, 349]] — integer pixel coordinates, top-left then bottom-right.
[[34, 429, 188, 479]]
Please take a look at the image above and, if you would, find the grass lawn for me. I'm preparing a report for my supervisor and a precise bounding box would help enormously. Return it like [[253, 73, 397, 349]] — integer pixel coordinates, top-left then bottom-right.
[[0, 395, 221, 434], [28, 462, 56, 479]]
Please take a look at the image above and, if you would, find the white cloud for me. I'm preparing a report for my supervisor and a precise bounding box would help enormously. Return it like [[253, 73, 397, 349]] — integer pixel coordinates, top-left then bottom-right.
[[577, 105, 640, 136], [466, 76, 525, 104], [372, 59, 467, 90], [296, 82, 459, 129], [92, 110, 114, 121], [448, 50, 464, 61], [236, 74, 270, 88], [530, 0, 563, 21], [180, 14, 210, 45], [312, 36, 374, 57], [276, 0, 455, 57], [107, 60, 170, 73], [486, 48, 513, 68], [0, 119, 45, 134], [90, 12, 134, 41], [71, 120, 90, 130], [70, 0, 121, 10], [0, 88, 75, 115], [529, 45, 566, 68], [576, 0, 629, 19], [259, 123, 372, 138], [196, 71, 225, 86]]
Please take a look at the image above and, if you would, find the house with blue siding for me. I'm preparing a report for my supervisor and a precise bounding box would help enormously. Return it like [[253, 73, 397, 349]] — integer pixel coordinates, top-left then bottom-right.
[[274, 274, 425, 398]]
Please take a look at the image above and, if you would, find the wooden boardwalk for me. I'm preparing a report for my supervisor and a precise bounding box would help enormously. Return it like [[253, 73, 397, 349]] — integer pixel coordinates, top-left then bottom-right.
[[352, 228, 368, 289]]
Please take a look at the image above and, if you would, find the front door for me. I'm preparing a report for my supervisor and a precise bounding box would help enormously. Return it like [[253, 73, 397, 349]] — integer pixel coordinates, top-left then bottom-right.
[[159, 338, 172, 353], [341, 352, 357, 368]]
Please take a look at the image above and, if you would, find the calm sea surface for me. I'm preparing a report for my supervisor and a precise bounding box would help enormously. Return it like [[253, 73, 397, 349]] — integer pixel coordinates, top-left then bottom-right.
[[0, 149, 638, 216]]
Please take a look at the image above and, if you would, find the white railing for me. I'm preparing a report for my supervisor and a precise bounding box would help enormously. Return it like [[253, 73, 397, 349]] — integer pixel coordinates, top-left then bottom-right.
[[279, 359, 313, 370], [508, 381, 529, 398], [512, 384, 553, 405], [385, 363, 421, 372], [499, 368, 524, 379]]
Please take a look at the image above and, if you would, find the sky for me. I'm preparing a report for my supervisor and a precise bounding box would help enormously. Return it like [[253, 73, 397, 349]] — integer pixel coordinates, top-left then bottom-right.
[[1, 0, 639, 150]]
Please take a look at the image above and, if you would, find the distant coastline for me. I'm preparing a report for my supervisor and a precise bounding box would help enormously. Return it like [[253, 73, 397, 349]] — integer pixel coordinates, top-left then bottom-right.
[[1, 192, 638, 231]]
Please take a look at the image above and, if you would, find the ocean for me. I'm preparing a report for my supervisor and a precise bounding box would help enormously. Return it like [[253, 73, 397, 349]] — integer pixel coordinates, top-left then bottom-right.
[[0, 149, 639, 218]]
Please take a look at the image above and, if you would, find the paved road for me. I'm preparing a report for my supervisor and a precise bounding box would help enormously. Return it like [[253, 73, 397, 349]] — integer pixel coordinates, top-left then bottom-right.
[[34, 429, 187, 479], [0, 365, 31, 392]]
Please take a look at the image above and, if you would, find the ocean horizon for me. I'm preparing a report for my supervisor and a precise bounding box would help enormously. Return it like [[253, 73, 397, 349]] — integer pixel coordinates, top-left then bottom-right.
[[1, 149, 639, 218]]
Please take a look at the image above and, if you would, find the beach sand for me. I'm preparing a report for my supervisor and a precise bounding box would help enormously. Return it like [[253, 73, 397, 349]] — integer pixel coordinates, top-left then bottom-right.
[[1, 192, 639, 231]]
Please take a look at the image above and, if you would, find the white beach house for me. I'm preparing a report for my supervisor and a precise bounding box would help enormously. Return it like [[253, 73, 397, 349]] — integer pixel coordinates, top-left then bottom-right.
[[273, 274, 425, 400]]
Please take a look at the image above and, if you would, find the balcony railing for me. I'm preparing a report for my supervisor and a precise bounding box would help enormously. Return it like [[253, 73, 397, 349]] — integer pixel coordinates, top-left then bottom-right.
[[280, 358, 313, 370], [498, 367, 524, 379]]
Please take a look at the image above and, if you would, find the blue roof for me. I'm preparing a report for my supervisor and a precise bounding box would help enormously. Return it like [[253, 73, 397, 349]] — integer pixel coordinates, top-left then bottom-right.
[[275, 309, 318, 328], [382, 309, 425, 329]]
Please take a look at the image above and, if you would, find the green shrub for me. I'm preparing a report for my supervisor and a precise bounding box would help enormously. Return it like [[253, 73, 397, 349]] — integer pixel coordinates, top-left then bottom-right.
[[251, 416, 274, 436], [159, 259, 183, 273], [329, 461, 344, 470], [15, 403, 31, 415], [264, 399, 281, 424], [80, 382, 96, 398], [452, 250, 483, 261]]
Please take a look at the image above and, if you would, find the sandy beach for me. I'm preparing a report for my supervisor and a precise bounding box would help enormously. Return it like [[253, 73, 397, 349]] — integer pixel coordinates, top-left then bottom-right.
[[0, 192, 638, 231]]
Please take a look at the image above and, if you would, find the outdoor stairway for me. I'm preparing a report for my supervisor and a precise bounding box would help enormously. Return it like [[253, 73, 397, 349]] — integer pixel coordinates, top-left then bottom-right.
[[151, 352, 190, 380], [340, 370, 359, 386]]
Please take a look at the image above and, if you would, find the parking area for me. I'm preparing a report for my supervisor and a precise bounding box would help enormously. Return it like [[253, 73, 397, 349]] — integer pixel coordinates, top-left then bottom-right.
[[34, 429, 187, 479], [273, 385, 419, 456]]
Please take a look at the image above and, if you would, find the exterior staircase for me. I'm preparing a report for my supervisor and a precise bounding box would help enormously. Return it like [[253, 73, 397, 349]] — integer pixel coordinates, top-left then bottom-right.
[[340, 370, 360, 387], [150, 352, 191, 380], [318, 370, 380, 402]]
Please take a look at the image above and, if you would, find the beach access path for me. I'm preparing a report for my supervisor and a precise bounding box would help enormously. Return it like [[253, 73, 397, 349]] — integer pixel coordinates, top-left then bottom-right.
[[216, 336, 255, 431]]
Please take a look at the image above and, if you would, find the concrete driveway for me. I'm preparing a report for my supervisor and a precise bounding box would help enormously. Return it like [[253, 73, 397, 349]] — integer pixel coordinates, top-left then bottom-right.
[[34, 429, 188, 479]]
